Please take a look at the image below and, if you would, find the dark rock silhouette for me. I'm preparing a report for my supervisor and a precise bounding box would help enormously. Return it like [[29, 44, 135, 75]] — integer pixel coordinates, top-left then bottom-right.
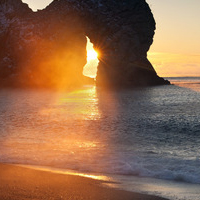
[[0, 0, 170, 88], [0, 0, 90, 88]]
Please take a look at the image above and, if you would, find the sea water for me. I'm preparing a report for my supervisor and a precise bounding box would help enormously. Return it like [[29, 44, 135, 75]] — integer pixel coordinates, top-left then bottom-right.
[[0, 77, 200, 200]]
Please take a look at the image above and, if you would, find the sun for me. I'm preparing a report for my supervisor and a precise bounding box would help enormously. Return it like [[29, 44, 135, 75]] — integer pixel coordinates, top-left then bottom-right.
[[87, 49, 98, 62], [83, 37, 99, 78]]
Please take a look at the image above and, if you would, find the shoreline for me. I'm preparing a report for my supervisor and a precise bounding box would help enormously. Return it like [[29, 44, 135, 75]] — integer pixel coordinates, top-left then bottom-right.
[[0, 163, 169, 200]]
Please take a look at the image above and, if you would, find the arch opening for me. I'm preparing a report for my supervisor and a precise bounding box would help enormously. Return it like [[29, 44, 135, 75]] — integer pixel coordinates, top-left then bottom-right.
[[83, 37, 99, 79]]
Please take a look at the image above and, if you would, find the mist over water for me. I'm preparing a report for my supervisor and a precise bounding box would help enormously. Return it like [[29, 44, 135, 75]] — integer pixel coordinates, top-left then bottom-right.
[[0, 77, 200, 199]]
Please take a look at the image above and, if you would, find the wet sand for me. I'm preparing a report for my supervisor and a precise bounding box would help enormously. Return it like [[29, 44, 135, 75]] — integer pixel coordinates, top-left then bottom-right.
[[0, 163, 169, 200]]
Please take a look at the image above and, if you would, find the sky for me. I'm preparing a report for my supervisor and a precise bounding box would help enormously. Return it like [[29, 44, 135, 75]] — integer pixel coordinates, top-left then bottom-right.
[[21, 0, 54, 11], [22, 0, 200, 77], [147, 0, 200, 77]]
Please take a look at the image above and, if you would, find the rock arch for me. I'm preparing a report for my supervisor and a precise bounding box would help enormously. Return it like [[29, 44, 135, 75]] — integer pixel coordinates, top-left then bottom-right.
[[43, 0, 169, 87], [0, 0, 169, 88]]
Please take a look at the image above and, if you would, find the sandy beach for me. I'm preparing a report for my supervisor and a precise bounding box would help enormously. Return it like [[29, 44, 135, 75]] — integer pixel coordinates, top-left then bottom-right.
[[0, 163, 169, 200]]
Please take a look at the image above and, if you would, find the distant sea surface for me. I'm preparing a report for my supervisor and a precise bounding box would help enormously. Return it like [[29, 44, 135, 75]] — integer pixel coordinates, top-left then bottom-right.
[[0, 77, 200, 200]]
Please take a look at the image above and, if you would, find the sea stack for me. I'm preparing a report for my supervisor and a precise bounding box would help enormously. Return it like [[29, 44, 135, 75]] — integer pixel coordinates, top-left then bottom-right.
[[0, 0, 170, 88]]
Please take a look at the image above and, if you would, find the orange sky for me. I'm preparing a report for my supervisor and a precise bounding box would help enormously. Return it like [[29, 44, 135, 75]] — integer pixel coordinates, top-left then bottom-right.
[[147, 0, 200, 77], [22, 0, 200, 77]]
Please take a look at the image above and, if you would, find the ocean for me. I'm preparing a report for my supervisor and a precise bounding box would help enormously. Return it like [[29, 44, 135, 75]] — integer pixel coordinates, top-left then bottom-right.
[[0, 77, 200, 200]]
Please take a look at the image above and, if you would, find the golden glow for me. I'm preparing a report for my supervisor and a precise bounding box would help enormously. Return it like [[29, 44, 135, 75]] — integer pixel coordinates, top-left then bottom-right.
[[19, 32, 88, 90], [76, 141, 97, 148], [83, 37, 99, 79], [28, 87, 100, 122], [148, 52, 200, 77], [87, 50, 98, 62], [18, 165, 112, 181], [62, 171, 110, 181], [40, 86, 101, 121]]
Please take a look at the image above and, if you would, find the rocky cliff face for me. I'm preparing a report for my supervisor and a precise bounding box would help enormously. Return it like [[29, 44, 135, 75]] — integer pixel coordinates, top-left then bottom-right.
[[0, 0, 88, 88], [0, 0, 169, 88], [0, 0, 32, 80]]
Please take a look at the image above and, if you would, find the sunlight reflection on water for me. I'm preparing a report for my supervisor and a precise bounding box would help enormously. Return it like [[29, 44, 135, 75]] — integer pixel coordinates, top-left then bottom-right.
[[168, 77, 200, 92], [39, 86, 101, 121], [17, 164, 112, 182], [0, 81, 200, 200], [0, 83, 200, 174], [0, 86, 112, 171]]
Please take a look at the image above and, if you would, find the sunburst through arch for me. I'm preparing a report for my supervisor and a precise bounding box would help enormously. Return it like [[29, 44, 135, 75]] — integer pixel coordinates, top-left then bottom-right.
[[83, 37, 99, 79]]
